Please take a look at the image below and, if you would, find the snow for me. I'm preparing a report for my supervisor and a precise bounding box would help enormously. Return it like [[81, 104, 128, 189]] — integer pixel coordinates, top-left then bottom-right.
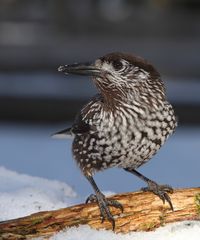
[[0, 166, 76, 221], [51, 222, 200, 240], [0, 166, 200, 240]]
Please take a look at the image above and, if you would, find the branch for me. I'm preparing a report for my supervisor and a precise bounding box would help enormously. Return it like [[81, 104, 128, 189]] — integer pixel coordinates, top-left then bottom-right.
[[0, 188, 200, 239]]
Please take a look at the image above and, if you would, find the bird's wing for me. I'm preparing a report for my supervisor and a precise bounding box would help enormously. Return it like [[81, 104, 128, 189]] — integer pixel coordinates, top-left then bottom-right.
[[51, 114, 91, 139], [52, 94, 102, 139], [71, 111, 92, 134]]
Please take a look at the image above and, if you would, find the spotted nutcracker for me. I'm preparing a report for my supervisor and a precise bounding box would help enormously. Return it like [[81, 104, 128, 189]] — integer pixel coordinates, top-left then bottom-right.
[[54, 52, 177, 229]]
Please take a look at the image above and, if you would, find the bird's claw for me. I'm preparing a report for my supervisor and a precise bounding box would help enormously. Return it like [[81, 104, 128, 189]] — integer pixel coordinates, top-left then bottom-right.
[[85, 194, 97, 204], [85, 193, 123, 230], [141, 181, 174, 211]]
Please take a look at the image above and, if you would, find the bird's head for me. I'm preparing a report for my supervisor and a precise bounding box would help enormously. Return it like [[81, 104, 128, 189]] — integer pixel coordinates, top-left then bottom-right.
[[58, 52, 166, 106]]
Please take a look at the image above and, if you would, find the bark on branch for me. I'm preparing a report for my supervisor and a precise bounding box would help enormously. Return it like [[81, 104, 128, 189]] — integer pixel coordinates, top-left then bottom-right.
[[0, 187, 200, 239]]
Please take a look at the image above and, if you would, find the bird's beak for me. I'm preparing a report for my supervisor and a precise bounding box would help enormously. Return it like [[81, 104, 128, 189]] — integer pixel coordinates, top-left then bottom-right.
[[58, 62, 101, 77]]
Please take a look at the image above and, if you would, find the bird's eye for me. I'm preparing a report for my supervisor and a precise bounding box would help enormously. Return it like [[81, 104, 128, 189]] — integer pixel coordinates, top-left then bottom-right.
[[112, 60, 123, 71]]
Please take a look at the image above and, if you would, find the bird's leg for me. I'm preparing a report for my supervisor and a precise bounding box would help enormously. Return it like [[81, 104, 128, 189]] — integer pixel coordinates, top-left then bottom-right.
[[124, 168, 174, 210], [85, 175, 123, 230]]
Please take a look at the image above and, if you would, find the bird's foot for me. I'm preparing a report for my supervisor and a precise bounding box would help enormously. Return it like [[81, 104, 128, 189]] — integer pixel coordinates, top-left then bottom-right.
[[86, 193, 123, 230], [141, 180, 174, 211]]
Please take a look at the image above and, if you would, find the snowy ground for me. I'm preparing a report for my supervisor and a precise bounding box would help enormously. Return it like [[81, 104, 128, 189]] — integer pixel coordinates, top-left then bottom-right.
[[0, 166, 200, 240]]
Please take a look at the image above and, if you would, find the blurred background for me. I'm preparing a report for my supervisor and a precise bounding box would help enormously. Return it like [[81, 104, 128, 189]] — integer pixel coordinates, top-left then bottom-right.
[[0, 0, 199, 200]]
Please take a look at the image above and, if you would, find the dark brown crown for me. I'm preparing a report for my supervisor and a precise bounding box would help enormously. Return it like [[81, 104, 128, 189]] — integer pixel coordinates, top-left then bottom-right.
[[100, 52, 160, 79]]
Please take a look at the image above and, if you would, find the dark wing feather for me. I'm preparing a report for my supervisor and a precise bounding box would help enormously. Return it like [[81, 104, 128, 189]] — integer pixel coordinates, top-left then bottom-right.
[[52, 113, 90, 139], [71, 111, 91, 134]]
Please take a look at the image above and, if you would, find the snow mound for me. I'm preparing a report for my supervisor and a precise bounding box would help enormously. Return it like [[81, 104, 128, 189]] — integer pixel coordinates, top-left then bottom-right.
[[0, 166, 76, 221], [51, 221, 200, 240], [0, 166, 199, 240]]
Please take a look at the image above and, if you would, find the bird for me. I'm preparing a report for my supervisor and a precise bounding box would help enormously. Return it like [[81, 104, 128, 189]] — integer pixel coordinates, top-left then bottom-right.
[[54, 52, 177, 230]]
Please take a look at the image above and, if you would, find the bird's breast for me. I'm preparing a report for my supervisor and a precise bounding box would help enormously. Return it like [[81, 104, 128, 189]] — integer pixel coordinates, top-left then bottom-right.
[[73, 102, 177, 174]]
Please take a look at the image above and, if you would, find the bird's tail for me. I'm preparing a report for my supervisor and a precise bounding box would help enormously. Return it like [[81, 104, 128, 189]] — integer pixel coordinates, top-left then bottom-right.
[[51, 127, 73, 139]]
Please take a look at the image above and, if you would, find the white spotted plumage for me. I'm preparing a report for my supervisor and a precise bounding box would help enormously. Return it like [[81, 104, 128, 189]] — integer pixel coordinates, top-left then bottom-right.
[[68, 53, 177, 176], [73, 97, 176, 174], [56, 52, 177, 226]]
